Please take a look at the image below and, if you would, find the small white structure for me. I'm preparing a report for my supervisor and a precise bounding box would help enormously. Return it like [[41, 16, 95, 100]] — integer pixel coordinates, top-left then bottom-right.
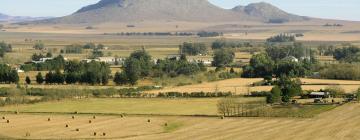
[[32, 57, 53, 64], [309, 92, 331, 98], [283, 56, 299, 63], [97, 57, 126, 65]]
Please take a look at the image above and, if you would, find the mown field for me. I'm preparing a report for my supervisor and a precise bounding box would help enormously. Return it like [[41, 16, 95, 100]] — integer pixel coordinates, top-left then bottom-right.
[[0, 98, 265, 116], [0, 102, 355, 140], [149, 78, 360, 95]]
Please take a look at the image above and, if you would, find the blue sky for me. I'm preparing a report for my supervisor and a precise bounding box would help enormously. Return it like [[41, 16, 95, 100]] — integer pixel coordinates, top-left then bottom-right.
[[0, 0, 359, 21]]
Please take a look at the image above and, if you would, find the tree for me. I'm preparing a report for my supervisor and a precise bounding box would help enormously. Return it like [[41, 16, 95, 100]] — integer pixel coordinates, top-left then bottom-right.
[[266, 34, 295, 42], [129, 50, 153, 77], [114, 72, 128, 85], [211, 40, 226, 50], [277, 75, 302, 102], [36, 72, 44, 84], [46, 52, 53, 58], [124, 58, 141, 85], [179, 42, 207, 56], [242, 53, 274, 78], [65, 72, 78, 84], [267, 86, 282, 104], [212, 49, 235, 68], [33, 41, 45, 50], [25, 76, 31, 85], [356, 88, 360, 102]]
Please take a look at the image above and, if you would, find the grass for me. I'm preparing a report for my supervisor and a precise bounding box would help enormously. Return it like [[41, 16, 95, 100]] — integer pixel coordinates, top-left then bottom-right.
[[0, 98, 265, 116], [163, 121, 184, 133], [267, 104, 338, 118]]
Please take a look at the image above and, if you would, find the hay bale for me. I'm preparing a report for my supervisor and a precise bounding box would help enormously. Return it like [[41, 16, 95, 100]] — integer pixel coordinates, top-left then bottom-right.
[[65, 124, 69, 128], [74, 111, 78, 114], [48, 118, 51, 121], [89, 120, 92, 123], [26, 132, 31, 137], [2, 116, 5, 119], [15, 111, 19, 114], [147, 119, 151, 123], [6, 120, 9, 123], [93, 132, 97, 136], [103, 132, 106, 136], [164, 123, 168, 126], [220, 116, 225, 119], [93, 116, 96, 119], [72, 116, 75, 119], [75, 128, 80, 131]]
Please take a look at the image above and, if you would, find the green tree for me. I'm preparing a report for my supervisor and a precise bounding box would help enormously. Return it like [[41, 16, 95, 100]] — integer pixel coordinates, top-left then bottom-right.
[[114, 72, 128, 85], [242, 53, 274, 78], [25, 76, 31, 85], [36, 72, 44, 84], [124, 58, 141, 85], [129, 50, 153, 76], [212, 49, 235, 68], [277, 75, 302, 103], [267, 86, 282, 104]]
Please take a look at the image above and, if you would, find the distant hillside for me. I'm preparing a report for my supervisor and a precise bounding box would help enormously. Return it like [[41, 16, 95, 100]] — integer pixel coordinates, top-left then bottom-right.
[[0, 13, 50, 22], [232, 2, 309, 23], [32, 0, 310, 24]]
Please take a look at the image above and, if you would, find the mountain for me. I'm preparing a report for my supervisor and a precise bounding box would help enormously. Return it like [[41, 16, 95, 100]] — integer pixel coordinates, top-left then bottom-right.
[[232, 2, 309, 23], [33, 0, 309, 24], [0, 13, 51, 22]]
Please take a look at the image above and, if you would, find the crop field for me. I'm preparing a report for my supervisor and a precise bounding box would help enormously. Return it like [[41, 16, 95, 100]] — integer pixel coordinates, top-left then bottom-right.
[[0, 98, 265, 116], [0, 102, 356, 140], [149, 78, 360, 94]]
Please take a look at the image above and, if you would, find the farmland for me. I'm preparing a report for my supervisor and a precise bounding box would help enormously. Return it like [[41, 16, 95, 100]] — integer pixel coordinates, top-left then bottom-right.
[[0, 103, 355, 139]]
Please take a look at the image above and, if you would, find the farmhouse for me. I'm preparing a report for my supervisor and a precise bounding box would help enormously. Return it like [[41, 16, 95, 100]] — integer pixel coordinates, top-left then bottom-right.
[[97, 57, 126, 65], [309, 92, 331, 98], [32, 57, 53, 64]]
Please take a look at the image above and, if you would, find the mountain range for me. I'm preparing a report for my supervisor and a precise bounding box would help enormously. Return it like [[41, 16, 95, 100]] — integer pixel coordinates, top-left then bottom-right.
[[0, 13, 50, 22], [33, 0, 310, 24]]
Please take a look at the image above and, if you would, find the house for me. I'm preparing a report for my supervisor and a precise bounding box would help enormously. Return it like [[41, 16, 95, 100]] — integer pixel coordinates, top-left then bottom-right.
[[283, 56, 299, 62], [309, 92, 331, 98], [97, 57, 126, 65], [32, 57, 53, 64], [166, 54, 182, 60]]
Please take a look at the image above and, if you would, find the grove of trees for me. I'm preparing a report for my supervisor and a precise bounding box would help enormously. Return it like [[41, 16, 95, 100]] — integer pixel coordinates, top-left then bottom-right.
[[179, 42, 207, 56]]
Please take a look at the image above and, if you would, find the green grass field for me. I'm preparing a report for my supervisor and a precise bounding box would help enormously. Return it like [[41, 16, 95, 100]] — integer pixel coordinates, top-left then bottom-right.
[[0, 98, 265, 116]]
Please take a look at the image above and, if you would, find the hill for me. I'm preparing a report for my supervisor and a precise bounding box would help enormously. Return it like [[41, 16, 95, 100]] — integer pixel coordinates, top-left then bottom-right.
[[0, 13, 50, 22], [34, 0, 309, 24], [232, 2, 309, 23]]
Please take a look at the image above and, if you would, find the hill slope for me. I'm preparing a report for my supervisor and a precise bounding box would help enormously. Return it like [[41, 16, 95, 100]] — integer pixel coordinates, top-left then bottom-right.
[[0, 13, 50, 22], [232, 2, 309, 23], [35, 0, 311, 24], [40, 0, 253, 24]]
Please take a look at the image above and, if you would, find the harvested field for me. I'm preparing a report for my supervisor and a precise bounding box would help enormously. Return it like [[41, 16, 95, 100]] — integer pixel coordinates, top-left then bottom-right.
[[148, 78, 360, 94], [0, 98, 265, 116], [0, 103, 358, 140]]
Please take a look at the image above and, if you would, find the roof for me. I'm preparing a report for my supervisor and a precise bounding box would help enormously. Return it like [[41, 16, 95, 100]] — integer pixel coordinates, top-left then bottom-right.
[[310, 92, 329, 96]]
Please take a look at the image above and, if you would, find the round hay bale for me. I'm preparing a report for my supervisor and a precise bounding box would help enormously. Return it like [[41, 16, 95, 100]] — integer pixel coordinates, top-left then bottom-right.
[[103, 132, 106, 136], [147, 119, 151, 123], [93, 116, 96, 119], [75, 128, 80, 131], [48, 118, 51, 121], [65, 124, 69, 128], [15, 111, 19, 114], [93, 132, 97, 136], [164, 123, 168, 126], [89, 120, 92, 123], [2, 116, 5, 119], [220, 116, 225, 119], [72, 116, 75, 119], [6, 120, 9, 123], [74, 111, 78, 114]]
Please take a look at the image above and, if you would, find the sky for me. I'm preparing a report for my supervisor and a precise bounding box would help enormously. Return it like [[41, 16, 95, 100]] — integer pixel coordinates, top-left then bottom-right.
[[0, 0, 359, 21]]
